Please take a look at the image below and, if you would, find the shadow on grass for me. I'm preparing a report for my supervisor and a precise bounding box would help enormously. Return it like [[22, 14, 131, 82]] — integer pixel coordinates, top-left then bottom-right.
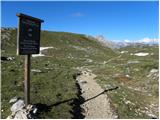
[[69, 82, 85, 119], [34, 74, 118, 119], [34, 97, 85, 119], [34, 98, 74, 113]]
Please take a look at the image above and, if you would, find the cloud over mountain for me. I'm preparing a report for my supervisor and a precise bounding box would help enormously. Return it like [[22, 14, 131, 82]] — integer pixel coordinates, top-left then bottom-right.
[[137, 38, 159, 43]]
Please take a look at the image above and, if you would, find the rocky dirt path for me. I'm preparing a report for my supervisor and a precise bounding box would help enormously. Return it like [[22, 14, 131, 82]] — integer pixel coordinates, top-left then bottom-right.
[[76, 68, 118, 119]]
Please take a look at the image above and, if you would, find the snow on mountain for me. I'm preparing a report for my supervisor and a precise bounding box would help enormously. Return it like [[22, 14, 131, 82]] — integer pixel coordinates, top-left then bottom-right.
[[86, 35, 159, 49]]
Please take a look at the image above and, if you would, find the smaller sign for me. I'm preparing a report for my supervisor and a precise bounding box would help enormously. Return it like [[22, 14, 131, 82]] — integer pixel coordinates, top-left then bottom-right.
[[16, 13, 44, 55]]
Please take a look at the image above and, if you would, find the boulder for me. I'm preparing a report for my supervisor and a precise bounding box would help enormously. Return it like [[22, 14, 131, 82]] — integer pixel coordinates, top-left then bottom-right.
[[9, 97, 18, 103], [10, 99, 25, 113], [7, 102, 38, 119]]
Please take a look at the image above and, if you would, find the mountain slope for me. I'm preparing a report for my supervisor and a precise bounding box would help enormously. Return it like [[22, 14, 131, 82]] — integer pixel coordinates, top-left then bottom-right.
[[1, 27, 158, 119], [1, 28, 117, 118]]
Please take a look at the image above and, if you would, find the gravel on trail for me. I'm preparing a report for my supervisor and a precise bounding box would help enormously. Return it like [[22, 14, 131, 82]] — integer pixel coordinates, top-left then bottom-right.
[[76, 69, 118, 119]]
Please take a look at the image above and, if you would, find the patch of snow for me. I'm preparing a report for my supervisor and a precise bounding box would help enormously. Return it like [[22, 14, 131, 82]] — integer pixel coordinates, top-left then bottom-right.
[[32, 47, 53, 57], [32, 54, 45, 57], [120, 51, 128, 54], [40, 47, 54, 51], [134, 53, 149, 56]]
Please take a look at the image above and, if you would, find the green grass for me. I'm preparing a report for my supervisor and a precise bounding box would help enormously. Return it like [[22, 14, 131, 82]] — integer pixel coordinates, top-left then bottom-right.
[[1, 28, 158, 119], [1, 55, 79, 118], [92, 45, 159, 119], [1, 28, 117, 118]]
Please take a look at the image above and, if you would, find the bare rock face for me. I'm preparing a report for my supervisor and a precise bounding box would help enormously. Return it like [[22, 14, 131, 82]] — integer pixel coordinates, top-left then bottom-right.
[[94, 35, 117, 49]]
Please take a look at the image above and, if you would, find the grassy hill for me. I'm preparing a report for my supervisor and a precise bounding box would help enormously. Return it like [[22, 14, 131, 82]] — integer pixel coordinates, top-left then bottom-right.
[[1, 27, 159, 119]]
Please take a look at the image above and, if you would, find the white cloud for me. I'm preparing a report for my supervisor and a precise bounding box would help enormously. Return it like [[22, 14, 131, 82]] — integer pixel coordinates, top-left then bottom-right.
[[71, 12, 84, 17], [111, 37, 159, 44], [137, 38, 159, 43], [124, 39, 131, 43]]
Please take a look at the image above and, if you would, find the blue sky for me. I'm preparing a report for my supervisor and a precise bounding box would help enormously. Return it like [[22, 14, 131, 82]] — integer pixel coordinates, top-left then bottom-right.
[[1, 1, 159, 42]]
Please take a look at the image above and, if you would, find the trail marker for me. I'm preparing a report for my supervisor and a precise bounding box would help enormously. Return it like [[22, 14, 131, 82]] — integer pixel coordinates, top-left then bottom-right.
[[16, 13, 44, 105]]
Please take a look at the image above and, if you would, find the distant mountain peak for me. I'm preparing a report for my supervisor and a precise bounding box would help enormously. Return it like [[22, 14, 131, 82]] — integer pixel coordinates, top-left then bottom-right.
[[92, 35, 118, 49]]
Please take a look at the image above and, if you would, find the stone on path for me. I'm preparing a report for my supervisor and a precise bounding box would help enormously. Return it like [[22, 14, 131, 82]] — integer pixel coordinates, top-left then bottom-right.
[[76, 69, 118, 119]]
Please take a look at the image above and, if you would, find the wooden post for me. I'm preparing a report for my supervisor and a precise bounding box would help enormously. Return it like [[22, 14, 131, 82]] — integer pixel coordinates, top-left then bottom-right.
[[24, 54, 31, 105], [16, 13, 44, 106]]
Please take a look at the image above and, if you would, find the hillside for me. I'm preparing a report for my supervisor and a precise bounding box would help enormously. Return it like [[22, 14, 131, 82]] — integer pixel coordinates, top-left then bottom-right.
[[1, 27, 159, 119]]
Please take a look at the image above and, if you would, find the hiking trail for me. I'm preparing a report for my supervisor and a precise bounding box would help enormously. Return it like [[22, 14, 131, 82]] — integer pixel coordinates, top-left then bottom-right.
[[75, 68, 118, 119]]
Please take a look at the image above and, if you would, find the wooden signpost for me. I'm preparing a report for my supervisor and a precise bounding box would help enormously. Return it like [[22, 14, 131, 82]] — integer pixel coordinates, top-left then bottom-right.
[[16, 13, 44, 105]]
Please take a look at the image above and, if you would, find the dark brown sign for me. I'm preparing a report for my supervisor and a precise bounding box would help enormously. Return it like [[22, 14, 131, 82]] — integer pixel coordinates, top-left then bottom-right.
[[16, 13, 44, 105], [17, 13, 44, 55]]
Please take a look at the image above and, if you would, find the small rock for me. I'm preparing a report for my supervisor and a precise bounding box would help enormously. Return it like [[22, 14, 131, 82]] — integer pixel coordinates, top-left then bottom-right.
[[6, 115, 14, 119], [14, 109, 28, 119], [86, 59, 93, 63], [147, 113, 158, 119], [7, 57, 15, 61], [125, 100, 132, 105], [31, 69, 42, 73], [150, 69, 158, 73], [125, 74, 130, 78], [144, 107, 148, 110], [10, 99, 25, 113], [104, 84, 116, 90], [33, 107, 38, 114], [1, 56, 15, 61], [9, 97, 18, 103], [7, 102, 39, 119], [81, 81, 87, 84]]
